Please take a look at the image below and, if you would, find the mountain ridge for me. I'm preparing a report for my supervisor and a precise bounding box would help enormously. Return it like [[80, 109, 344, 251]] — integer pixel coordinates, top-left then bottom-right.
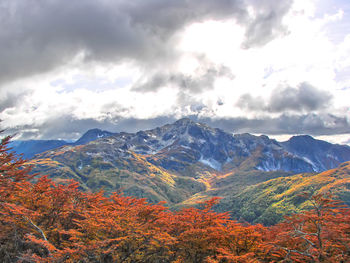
[[13, 118, 350, 173]]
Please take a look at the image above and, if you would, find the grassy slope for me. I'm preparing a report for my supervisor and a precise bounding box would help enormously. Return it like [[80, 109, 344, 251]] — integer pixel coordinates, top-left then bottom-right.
[[215, 161, 350, 225], [27, 140, 350, 225], [27, 145, 205, 205]]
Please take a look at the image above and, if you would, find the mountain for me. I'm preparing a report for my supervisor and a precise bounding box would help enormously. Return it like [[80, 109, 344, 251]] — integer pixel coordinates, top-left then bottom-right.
[[73, 128, 114, 145], [9, 140, 68, 159], [281, 135, 350, 172], [12, 119, 350, 172], [10, 128, 115, 159], [27, 143, 205, 204], [21, 118, 350, 224], [62, 118, 347, 174]]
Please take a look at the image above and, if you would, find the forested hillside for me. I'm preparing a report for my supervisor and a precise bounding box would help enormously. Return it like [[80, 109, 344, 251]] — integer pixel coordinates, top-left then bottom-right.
[[2, 134, 350, 262]]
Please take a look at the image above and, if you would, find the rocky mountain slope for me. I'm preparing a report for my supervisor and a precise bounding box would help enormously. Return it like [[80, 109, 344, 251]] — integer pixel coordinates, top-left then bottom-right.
[[73, 128, 114, 146], [281, 135, 350, 172], [19, 118, 350, 171]]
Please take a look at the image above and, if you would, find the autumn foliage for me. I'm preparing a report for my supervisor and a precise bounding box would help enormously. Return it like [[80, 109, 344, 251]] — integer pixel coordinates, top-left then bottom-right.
[[1, 134, 350, 262]]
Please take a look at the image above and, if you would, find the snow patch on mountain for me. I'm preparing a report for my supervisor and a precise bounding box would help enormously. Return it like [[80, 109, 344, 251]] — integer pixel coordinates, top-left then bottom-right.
[[199, 156, 222, 170], [301, 156, 317, 171]]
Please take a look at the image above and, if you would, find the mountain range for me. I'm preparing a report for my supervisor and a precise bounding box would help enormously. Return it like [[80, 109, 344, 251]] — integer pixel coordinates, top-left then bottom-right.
[[13, 118, 350, 225], [10, 128, 113, 159]]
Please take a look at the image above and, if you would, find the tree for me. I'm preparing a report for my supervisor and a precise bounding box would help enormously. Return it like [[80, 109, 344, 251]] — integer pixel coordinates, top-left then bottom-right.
[[0, 134, 37, 261], [264, 193, 350, 262]]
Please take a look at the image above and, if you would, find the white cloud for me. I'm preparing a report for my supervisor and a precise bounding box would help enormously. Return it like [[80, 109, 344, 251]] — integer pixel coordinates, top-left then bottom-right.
[[1, 0, 350, 143]]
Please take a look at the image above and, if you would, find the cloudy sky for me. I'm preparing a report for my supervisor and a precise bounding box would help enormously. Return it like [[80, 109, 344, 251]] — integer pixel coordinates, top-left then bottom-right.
[[1, 0, 350, 144]]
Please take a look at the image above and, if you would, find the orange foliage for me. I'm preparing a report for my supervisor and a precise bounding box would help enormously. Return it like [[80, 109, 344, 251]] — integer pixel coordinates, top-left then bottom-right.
[[1, 134, 350, 262], [262, 193, 350, 262]]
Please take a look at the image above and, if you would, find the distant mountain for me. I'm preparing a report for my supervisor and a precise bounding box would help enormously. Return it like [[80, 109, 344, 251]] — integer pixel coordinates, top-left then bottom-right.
[[57, 118, 347, 174], [9, 140, 68, 159], [13, 119, 350, 171], [73, 128, 114, 145], [10, 128, 115, 159], [281, 135, 350, 172]]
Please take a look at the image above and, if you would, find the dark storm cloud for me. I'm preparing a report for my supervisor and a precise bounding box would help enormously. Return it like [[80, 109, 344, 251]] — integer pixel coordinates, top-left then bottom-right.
[[5, 111, 349, 140], [0, 90, 32, 112], [112, 116, 177, 133], [0, 0, 293, 85], [6, 115, 176, 141], [198, 113, 350, 136], [0, 0, 152, 84], [242, 0, 293, 48], [134, 62, 233, 93], [4, 117, 116, 140], [236, 82, 333, 113], [268, 82, 332, 112], [236, 94, 265, 111], [176, 91, 207, 112], [115, 113, 350, 136]]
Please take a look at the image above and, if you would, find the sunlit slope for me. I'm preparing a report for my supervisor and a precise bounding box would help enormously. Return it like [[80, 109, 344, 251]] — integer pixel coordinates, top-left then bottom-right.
[[215, 161, 350, 225], [28, 143, 205, 205]]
